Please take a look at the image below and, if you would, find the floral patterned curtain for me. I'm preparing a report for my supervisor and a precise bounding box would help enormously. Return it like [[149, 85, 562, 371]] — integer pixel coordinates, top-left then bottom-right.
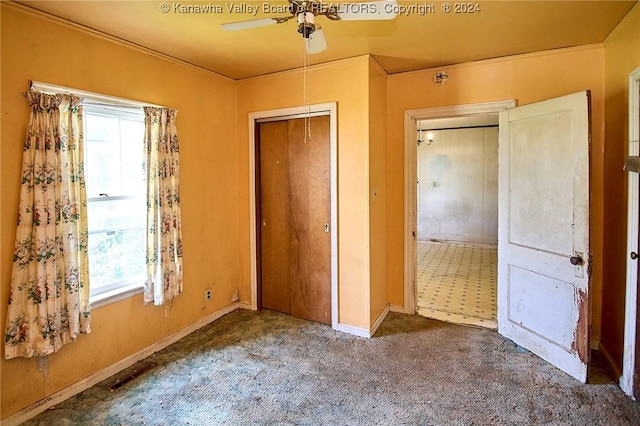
[[5, 91, 91, 359], [143, 107, 183, 305]]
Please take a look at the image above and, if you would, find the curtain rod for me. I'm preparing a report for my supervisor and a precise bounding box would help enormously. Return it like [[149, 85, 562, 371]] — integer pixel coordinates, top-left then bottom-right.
[[30, 80, 166, 109]]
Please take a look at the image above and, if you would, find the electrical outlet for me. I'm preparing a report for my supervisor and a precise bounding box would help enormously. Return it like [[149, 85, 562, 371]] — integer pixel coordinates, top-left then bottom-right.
[[232, 289, 239, 302], [205, 289, 212, 301]]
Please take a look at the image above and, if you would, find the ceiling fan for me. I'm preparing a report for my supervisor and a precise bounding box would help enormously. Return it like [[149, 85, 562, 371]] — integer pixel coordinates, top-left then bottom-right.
[[221, 0, 399, 54]]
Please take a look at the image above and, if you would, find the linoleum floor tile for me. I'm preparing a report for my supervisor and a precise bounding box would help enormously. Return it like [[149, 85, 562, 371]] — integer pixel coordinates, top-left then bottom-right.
[[417, 241, 497, 329]]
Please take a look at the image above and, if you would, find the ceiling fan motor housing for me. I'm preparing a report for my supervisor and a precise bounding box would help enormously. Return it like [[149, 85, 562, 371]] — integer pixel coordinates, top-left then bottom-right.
[[297, 12, 316, 38], [289, 0, 325, 15]]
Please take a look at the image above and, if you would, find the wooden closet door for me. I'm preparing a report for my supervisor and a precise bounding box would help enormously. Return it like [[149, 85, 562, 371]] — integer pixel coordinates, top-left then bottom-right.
[[259, 120, 291, 315], [288, 116, 331, 325], [259, 116, 331, 325]]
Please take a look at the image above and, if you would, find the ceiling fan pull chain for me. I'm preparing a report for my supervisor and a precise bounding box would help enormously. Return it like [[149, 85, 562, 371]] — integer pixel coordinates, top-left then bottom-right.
[[303, 23, 310, 144]]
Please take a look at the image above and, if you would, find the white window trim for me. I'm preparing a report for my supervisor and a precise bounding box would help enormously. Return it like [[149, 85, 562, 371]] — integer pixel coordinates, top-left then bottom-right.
[[84, 104, 144, 122], [83, 103, 147, 306], [90, 282, 144, 309]]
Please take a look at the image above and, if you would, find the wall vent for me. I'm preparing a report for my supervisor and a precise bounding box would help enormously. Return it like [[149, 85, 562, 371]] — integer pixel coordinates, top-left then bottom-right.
[[107, 362, 157, 391]]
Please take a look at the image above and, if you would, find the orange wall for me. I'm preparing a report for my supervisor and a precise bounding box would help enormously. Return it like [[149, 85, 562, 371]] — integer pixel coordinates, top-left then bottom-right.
[[386, 46, 606, 343], [369, 58, 389, 324], [3, 0, 633, 419], [236, 57, 372, 328], [1, 5, 239, 418], [601, 3, 640, 374]]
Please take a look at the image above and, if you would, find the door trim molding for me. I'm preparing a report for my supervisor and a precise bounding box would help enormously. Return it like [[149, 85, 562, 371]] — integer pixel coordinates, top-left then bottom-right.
[[403, 100, 515, 314], [622, 66, 640, 397], [248, 103, 339, 329]]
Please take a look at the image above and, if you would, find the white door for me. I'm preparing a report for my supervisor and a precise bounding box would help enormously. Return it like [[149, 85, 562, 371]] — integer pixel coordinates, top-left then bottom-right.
[[498, 91, 591, 382]]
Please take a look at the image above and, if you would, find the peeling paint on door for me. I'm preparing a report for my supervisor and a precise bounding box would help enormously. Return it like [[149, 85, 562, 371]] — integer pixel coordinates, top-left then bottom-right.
[[572, 288, 590, 364]]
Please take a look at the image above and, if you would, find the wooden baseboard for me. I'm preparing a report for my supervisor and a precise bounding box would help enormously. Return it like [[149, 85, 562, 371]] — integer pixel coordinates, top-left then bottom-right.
[[238, 301, 254, 311], [334, 304, 390, 338], [2, 302, 242, 426], [389, 304, 406, 313], [334, 322, 371, 338], [370, 304, 390, 337]]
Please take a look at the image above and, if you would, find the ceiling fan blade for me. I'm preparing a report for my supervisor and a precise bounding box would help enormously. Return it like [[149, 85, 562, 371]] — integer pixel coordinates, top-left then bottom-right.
[[306, 28, 327, 54], [221, 18, 280, 31], [337, 0, 399, 21]]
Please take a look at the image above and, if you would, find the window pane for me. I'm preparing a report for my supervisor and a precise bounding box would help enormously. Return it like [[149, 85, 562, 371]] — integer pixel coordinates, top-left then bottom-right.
[[120, 119, 145, 196], [84, 106, 146, 297], [87, 198, 145, 292], [85, 139, 121, 197], [85, 113, 119, 142]]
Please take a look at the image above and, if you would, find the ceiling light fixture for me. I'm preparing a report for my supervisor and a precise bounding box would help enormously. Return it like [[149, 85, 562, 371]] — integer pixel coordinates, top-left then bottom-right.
[[417, 127, 434, 146]]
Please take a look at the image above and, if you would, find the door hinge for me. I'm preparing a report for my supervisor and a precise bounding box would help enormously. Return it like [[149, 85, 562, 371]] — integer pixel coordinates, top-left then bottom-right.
[[412, 231, 416, 238], [587, 254, 593, 278]]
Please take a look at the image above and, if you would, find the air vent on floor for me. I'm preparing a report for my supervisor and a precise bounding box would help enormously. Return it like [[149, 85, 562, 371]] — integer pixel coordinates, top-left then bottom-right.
[[108, 362, 157, 391]]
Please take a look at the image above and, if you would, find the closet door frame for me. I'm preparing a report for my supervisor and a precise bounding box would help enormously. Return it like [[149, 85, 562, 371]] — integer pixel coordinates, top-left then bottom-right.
[[248, 103, 338, 329]]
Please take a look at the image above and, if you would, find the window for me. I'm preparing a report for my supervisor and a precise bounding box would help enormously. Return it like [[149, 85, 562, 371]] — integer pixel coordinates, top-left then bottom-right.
[[84, 105, 146, 299]]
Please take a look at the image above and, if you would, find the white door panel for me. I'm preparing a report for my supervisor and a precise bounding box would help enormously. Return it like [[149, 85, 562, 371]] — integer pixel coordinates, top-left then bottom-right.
[[507, 266, 578, 349], [508, 111, 574, 255], [498, 91, 590, 382]]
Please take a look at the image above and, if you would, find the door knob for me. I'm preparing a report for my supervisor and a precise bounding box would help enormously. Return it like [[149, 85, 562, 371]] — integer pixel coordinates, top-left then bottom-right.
[[632, 252, 639, 260], [570, 256, 584, 266]]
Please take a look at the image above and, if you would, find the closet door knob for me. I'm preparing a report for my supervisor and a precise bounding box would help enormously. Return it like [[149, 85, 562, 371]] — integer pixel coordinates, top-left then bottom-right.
[[631, 252, 638, 260]]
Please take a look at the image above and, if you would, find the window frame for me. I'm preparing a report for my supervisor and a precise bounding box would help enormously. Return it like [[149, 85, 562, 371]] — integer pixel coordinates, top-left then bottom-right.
[[83, 103, 147, 305]]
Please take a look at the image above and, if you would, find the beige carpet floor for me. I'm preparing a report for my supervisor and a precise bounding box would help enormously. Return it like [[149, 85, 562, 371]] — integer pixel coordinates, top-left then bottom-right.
[[21, 309, 640, 425]]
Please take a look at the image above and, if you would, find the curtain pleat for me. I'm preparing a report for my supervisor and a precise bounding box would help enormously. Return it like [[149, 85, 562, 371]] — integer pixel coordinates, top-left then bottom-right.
[[143, 107, 183, 305], [4, 91, 91, 359]]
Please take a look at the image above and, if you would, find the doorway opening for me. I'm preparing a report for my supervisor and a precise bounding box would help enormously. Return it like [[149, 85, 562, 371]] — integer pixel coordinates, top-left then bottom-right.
[[622, 66, 640, 398], [248, 103, 338, 330], [405, 94, 592, 382], [416, 116, 499, 328], [402, 101, 515, 326]]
